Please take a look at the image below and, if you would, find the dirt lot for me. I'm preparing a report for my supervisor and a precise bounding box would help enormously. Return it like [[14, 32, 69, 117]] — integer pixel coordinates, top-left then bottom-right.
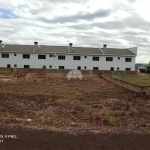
[[0, 126, 150, 150], [0, 73, 150, 149]]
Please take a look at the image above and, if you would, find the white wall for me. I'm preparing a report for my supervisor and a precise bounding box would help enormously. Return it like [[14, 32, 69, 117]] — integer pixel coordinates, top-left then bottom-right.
[[0, 53, 136, 71]]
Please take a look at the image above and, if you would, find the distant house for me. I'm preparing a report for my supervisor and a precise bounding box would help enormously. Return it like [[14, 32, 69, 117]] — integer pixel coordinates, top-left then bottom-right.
[[0, 40, 137, 71]]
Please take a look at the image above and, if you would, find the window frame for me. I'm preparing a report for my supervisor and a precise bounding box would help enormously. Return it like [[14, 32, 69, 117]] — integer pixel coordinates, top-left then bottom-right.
[[126, 68, 131, 71], [24, 65, 30, 68], [23, 54, 30, 59], [93, 67, 99, 70], [59, 66, 65, 69], [58, 55, 65, 60], [1, 53, 9, 58], [125, 58, 132, 62], [93, 56, 99, 61], [73, 56, 81, 60], [106, 57, 113, 61], [38, 55, 46, 59]]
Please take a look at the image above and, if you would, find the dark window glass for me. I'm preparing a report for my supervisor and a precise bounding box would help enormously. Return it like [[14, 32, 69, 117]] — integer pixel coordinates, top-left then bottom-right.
[[59, 66, 64, 69], [43, 66, 46, 69], [24, 65, 30, 68], [38, 55, 46, 59], [111, 67, 114, 70], [1, 54, 9, 58], [106, 57, 113, 61], [117, 67, 119, 70], [93, 57, 99, 61], [118, 57, 120, 59], [23, 54, 30, 59], [77, 66, 81, 70], [14, 54, 16, 56], [58, 55, 65, 60], [7, 64, 11, 68], [126, 68, 131, 71], [14, 64, 17, 67], [93, 67, 99, 70], [49, 65, 52, 68], [84, 56, 87, 58], [125, 58, 132, 62], [73, 56, 81, 60], [49, 55, 52, 57], [84, 66, 87, 69]]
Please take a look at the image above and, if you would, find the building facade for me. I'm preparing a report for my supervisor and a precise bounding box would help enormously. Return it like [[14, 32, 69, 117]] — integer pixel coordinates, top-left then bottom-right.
[[0, 41, 137, 71]]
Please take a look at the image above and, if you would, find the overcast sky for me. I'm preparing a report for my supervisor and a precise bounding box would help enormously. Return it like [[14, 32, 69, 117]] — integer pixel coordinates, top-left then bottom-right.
[[0, 0, 150, 63]]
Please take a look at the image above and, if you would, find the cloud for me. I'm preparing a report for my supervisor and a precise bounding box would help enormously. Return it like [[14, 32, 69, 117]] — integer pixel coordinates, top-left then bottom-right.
[[37, 9, 112, 24], [0, 0, 150, 63]]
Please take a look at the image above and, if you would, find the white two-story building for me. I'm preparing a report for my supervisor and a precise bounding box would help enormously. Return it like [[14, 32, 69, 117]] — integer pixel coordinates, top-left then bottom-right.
[[0, 40, 137, 71]]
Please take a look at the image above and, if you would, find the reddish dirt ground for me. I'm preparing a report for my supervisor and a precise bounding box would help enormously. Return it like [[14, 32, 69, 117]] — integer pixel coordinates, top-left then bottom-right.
[[0, 126, 150, 150], [0, 73, 150, 149]]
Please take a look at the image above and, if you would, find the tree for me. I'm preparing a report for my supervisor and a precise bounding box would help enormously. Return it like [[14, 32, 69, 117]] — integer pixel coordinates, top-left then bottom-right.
[[147, 66, 150, 74]]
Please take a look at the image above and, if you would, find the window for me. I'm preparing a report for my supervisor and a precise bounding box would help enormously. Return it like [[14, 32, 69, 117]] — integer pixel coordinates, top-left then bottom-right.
[[14, 54, 16, 56], [14, 64, 17, 67], [58, 55, 65, 60], [84, 66, 87, 69], [73, 56, 81, 60], [117, 67, 119, 70], [93, 67, 99, 70], [23, 54, 30, 59], [59, 66, 64, 69], [118, 57, 120, 60], [1, 54, 9, 58], [49, 65, 52, 68], [106, 57, 113, 61], [24, 65, 30, 68], [125, 58, 132, 62], [43, 66, 46, 69], [126, 68, 131, 71], [7, 64, 11, 68], [93, 57, 99, 61], [49, 55, 52, 57], [84, 56, 87, 58], [110, 67, 114, 71], [38, 55, 46, 59], [77, 66, 81, 70]]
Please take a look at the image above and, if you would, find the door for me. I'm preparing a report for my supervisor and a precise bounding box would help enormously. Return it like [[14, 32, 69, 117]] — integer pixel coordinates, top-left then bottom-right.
[[7, 64, 11, 68]]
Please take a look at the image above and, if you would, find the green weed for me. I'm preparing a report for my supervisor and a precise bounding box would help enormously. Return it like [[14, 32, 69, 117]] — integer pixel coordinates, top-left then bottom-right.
[[105, 114, 120, 126]]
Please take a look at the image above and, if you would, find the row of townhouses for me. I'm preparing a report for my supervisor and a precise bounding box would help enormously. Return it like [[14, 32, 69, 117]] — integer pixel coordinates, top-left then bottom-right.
[[0, 40, 137, 71]]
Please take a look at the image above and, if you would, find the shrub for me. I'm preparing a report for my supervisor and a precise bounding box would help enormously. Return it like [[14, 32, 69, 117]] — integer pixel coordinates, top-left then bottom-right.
[[105, 114, 120, 126], [75, 92, 81, 97]]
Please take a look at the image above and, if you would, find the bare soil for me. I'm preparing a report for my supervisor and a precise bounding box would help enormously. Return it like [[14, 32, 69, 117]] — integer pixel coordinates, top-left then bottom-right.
[[0, 73, 150, 149], [0, 126, 150, 150]]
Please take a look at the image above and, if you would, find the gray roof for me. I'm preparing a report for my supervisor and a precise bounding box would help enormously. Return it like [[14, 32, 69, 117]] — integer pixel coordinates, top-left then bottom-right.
[[0, 44, 136, 56], [71, 47, 102, 54], [101, 48, 135, 55], [0, 45, 68, 53]]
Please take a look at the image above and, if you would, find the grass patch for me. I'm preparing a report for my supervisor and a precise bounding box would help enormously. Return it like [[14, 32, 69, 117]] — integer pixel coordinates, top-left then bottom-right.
[[113, 73, 150, 86], [105, 114, 120, 126], [0, 71, 11, 76]]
